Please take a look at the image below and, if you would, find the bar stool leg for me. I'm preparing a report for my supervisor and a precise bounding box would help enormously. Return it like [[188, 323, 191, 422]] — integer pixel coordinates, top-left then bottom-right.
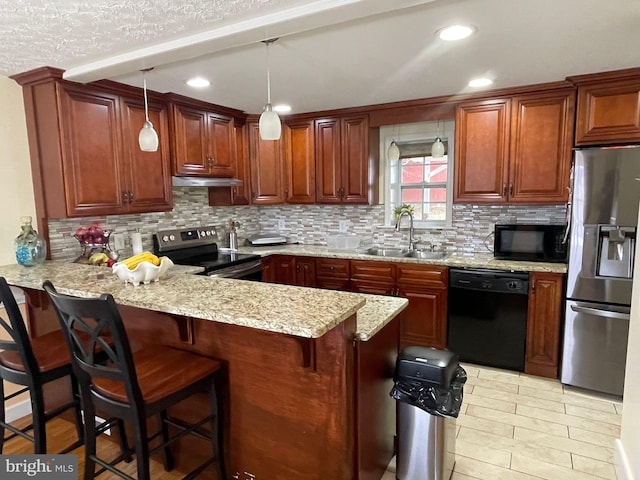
[[0, 380, 5, 453], [133, 415, 151, 480], [210, 375, 226, 480], [159, 410, 174, 471], [69, 374, 84, 445], [32, 386, 47, 454], [116, 419, 132, 462]]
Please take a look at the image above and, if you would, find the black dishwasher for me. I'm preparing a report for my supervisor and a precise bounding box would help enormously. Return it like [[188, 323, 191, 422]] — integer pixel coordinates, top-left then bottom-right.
[[447, 268, 529, 372]]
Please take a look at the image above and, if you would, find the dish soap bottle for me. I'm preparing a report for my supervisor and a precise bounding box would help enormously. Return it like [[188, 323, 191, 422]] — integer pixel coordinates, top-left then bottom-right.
[[14, 216, 47, 266]]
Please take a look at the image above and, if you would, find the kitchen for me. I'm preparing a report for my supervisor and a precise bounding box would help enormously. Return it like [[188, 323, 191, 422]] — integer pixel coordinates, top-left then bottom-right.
[[0, 1, 639, 480]]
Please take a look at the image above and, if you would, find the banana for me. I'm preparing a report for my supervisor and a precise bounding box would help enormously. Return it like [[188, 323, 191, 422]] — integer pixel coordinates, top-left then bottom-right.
[[119, 252, 161, 270]]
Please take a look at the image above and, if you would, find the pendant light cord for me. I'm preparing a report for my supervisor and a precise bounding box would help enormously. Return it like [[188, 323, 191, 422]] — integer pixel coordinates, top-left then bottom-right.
[[143, 72, 150, 122], [266, 40, 272, 104]]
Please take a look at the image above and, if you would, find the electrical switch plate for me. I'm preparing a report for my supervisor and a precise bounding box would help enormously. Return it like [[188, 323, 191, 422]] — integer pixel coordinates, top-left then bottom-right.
[[112, 233, 125, 251], [339, 220, 349, 233], [278, 218, 285, 230]]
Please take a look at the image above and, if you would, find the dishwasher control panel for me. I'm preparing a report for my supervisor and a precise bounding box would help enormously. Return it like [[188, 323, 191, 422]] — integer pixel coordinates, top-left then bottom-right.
[[449, 268, 529, 294]]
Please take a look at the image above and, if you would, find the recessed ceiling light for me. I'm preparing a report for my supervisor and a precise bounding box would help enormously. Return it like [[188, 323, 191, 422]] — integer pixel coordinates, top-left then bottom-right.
[[186, 77, 210, 88], [273, 104, 292, 113], [438, 24, 476, 41], [468, 78, 493, 88]]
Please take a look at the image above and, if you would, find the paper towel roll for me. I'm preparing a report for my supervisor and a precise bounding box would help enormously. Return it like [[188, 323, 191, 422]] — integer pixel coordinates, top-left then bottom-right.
[[131, 232, 143, 255]]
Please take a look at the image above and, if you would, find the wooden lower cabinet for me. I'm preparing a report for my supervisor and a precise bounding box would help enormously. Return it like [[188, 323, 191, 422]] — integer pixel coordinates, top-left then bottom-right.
[[316, 258, 351, 291], [525, 272, 564, 378], [262, 255, 315, 287], [350, 260, 396, 296]]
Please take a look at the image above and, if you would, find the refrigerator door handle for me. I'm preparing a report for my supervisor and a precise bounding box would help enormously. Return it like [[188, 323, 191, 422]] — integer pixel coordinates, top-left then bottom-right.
[[570, 304, 630, 320], [562, 162, 574, 245]]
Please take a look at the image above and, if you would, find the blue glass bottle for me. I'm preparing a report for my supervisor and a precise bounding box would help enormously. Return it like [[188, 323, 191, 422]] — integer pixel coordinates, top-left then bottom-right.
[[14, 216, 47, 266]]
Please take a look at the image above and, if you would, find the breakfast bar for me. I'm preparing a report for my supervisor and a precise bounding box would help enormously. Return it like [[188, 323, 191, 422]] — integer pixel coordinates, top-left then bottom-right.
[[0, 262, 407, 480]]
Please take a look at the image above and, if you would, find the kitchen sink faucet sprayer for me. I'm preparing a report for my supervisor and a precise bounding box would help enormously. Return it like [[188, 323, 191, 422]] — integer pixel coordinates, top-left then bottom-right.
[[395, 210, 415, 252]]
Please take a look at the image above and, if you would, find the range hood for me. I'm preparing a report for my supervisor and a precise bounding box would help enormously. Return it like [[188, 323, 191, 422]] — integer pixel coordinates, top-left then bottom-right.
[[172, 176, 243, 187]]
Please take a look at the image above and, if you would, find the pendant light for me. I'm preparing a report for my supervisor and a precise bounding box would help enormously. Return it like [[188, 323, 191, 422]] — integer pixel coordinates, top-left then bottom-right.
[[431, 120, 445, 158], [259, 38, 282, 140], [138, 68, 159, 152], [387, 124, 400, 161]]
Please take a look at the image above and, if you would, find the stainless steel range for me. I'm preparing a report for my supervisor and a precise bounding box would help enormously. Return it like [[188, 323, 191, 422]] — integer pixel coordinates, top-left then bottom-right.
[[153, 226, 263, 280]]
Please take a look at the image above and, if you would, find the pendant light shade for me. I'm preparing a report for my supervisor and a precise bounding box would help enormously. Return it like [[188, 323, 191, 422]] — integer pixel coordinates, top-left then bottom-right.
[[431, 137, 445, 158], [139, 68, 159, 152], [387, 141, 400, 161], [259, 38, 281, 141]]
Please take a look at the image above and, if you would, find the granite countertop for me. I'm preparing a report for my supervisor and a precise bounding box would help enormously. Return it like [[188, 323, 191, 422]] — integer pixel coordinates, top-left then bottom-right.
[[0, 262, 376, 340], [237, 244, 567, 273]]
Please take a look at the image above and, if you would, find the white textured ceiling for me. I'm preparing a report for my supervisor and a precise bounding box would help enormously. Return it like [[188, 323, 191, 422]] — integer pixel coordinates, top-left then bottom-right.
[[3, 0, 640, 115]]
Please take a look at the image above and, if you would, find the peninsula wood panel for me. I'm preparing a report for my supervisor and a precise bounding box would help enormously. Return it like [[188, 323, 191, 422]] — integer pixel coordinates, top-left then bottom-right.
[[454, 100, 511, 203], [525, 272, 564, 378]]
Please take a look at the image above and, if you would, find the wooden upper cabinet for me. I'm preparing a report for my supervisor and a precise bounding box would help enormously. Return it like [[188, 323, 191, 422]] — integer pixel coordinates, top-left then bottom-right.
[[454, 99, 511, 203], [284, 120, 315, 203], [315, 115, 371, 204], [571, 70, 640, 145], [248, 122, 285, 204], [119, 96, 172, 213], [171, 102, 235, 177], [509, 91, 574, 203], [455, 89, 574, 205]]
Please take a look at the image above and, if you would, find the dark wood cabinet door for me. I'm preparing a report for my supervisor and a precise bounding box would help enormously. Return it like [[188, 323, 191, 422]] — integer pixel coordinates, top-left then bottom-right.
[[285, 120, 315, 203], [119, 96, 172, 213], [350, 260, 395, 295], [350, 280, 395, 296], [295, 257, 317, 287], [316, 258, 350, 290], [59, 84, 125, 216], [272, 255, 297, 286], [261, 257, 275, 283], [315, 118, 342, 203], [231, 122, 251, 205], [525, 272, 564, 378], [341, 115, 370, 204], [171, 104, 209, 176], [575, 78, 640, 145], [248, 122, 285, 204], [509, 91, 574, 204], [397, 285, 447, 350], [208, 113, 235, 177], [454, 99, 511, 203]]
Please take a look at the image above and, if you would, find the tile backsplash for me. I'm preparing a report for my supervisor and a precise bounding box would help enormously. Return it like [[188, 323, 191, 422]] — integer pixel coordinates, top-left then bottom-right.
[[48, 187, 566, 260]]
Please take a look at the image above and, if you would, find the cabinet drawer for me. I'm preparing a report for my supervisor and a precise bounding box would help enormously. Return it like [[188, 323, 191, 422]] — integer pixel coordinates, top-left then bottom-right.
[[316, 258, 350, 278], [396, 264, 447, 287], [350, 260, 395, 282]]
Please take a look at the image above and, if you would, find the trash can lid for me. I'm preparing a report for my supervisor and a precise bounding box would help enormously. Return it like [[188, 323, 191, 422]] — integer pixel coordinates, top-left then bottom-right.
[[395, 346, 459, 387]]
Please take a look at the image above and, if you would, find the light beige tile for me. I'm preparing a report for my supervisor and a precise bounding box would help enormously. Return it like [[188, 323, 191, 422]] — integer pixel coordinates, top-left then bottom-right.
[[452, 473, 485, 480], [511, 454, 603, 480], [380, 470, 396, 480], [464, 391, 516, 413], [455, 437, 511, 467], [465, 384, 475, 394], [514, 427, 614, 463], [454, 456, 541, 480], [458, 427, 572, 468], [466, 405, 569, 437], [461, 363, 481, 378], [518, 385, 617, 414], [568, 427, 618, 449], [456, 413, 515, 438], [472, 385, 565, 413], [385, 456, 396, 473], [572, 454, 617, 480], [465, 375, 519, 394], [565, 404, 621, 426], [614, 403, 622, 415], [516, 404, 621, 437]]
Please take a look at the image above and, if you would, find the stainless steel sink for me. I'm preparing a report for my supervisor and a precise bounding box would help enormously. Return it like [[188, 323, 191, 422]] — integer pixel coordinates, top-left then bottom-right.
[[364, 247, 410, 258], [364, 247, 450, 260]]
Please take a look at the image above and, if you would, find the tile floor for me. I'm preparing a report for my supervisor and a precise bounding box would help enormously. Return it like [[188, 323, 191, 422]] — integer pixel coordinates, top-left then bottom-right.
[[382, 363, 623, 480]]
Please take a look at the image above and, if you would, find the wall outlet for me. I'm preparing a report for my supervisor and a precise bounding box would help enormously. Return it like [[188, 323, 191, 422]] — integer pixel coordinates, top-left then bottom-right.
[[339, 220, 349, 233], [112, 233, 125, 251], [278, 218, 285, 230]]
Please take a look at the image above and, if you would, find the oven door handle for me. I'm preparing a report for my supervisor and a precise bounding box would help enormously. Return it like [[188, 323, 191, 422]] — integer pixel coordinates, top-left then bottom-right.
[[208, 260, 263, 278], [570, 305, 630, 320]]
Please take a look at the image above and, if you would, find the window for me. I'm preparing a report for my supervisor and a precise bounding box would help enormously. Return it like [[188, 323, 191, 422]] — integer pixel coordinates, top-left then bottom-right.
[[382, 121, 454, 228]]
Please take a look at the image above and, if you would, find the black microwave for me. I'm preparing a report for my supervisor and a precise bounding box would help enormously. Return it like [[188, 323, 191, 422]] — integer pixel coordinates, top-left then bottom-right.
[[494, 224, 568, 263]]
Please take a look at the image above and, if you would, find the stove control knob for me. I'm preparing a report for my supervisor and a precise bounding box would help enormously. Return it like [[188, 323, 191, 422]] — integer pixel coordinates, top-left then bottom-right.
[[162, 235, 169, 242], [169, 235, 175, 241], [206, 230, 212, 236], [199, 230, 206, 237]]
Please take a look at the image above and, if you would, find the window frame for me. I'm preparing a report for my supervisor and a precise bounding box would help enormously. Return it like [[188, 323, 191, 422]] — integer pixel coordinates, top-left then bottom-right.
[[381, 121, 455, 229]]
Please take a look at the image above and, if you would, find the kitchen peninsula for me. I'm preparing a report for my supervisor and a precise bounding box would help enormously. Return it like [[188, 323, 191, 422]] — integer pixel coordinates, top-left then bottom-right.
[[0, 262, 407, 480]]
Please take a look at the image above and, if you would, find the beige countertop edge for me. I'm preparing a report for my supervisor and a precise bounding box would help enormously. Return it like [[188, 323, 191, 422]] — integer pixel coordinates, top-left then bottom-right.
[[356, 295, 409, 341], [240, 244, 567, 274], [0, 262, 368, 340]]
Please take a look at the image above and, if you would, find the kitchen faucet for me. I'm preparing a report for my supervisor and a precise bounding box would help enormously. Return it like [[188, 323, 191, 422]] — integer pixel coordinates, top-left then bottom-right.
[[395, 210, 415, 252]]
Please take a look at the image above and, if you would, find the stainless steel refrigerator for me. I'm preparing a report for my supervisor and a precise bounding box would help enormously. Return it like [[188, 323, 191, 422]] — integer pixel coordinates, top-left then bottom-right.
[[561, 145, 640, 396]]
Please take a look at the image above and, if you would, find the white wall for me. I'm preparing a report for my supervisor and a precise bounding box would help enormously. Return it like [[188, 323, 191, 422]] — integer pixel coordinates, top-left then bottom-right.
[[618, 209, 640, 480], [0, 75, 36, 265]]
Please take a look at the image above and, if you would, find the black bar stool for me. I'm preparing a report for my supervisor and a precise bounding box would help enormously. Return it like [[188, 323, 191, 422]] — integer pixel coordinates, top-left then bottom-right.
[[43, 281, 227, 480], [0, 276, 85, 454]]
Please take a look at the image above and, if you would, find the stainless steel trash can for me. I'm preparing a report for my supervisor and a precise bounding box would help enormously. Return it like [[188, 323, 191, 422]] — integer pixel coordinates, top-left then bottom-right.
[[391, 347, 465, 480]]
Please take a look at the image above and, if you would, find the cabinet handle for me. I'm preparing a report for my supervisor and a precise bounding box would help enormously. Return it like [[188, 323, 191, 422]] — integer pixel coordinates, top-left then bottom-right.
[[509, 183, 513, 196], [128, 191, 134, 202], [502, 184, 508, 197], [121, 191, 128, 204], [284, 188, 289, 200], [232, 187, 237, 195], [251, 190, 257, 200], [210, 156, 216, 166]]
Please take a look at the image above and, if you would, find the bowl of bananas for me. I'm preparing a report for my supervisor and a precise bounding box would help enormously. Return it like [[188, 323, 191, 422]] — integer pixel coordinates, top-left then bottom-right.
[[111, 252, 174, 286]]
